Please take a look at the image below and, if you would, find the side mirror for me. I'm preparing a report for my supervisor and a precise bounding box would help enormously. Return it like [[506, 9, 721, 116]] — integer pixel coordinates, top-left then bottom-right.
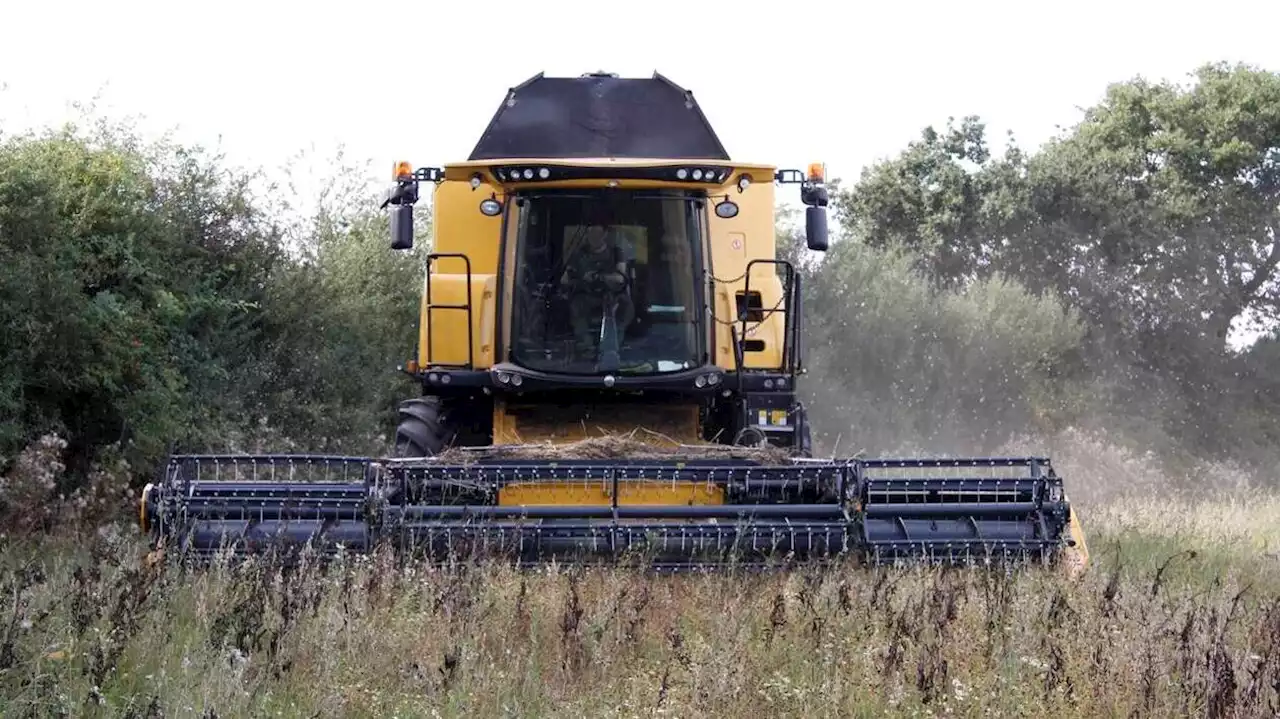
[[805, 206, 829, 252], [390, 205, 414, 250]]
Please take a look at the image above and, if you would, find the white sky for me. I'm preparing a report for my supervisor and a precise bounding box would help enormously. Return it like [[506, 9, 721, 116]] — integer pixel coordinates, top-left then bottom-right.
[[1, 0, 1278, 346], [3, 0, 1278, 192]]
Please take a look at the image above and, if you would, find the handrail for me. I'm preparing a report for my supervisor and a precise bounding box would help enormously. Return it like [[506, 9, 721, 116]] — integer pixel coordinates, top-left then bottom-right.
[[425, 253, 475, 369], [739, 258, 797, 375]]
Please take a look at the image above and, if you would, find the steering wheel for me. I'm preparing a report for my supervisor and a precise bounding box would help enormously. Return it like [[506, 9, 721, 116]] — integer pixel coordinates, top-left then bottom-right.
[[580, 269, 629, 294]]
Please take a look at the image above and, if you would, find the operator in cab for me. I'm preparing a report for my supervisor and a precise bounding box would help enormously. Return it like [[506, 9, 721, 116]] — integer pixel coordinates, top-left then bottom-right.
[[560, 224, 634, 358]]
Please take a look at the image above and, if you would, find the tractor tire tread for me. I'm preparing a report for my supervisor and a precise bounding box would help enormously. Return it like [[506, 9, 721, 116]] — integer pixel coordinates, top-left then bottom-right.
[[395, 396, 456, 457]]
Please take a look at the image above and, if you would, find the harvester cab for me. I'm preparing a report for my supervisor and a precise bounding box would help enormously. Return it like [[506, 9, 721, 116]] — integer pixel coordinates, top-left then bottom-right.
[[382, 71, 829, 456], [140, 71, 1090, 573]]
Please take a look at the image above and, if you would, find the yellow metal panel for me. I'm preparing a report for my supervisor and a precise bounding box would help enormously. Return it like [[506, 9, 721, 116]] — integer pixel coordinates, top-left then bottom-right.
[[428, 159, 792, 374], [1062, 505, 1090, 578], [432, 179, 502, 275], [711, 279, 788, 371], [498, 202, 521, 356], [708, 178, 775, 281], [498, 481, 724, 507], [705, 177, 790, 371], [418, 274, 497, 369], [442, 159, 777, 193], [745, 276, 788, 371]]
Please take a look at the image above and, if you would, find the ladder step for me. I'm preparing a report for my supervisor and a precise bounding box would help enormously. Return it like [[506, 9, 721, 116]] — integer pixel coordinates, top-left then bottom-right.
[[427, 304, 470, 310]]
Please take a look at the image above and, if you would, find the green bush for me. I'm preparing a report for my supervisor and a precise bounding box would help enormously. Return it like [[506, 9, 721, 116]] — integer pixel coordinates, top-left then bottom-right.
[[0, 121, 428, 486], [799, 238, 1086, 455]]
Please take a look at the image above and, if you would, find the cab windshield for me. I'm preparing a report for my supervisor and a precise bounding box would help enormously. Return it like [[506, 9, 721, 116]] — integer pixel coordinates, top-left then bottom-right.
[[510, 189, 704, 375]]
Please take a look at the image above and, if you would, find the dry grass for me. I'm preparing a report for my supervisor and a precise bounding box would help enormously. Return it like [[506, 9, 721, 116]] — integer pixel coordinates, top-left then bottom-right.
[[432, 433, 797, 465], [3, 429, 1280, 717], [0, 494, 1278, 719]]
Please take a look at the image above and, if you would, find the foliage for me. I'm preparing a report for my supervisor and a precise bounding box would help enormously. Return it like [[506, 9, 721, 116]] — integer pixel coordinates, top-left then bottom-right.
[[2, 61, 1278, 489], [798, 238, 1086, 455], [840, 63, 1280, 344], [0, 121, 427, 482], [0, 125, 271, 476], [830, 62, 1280, 465]]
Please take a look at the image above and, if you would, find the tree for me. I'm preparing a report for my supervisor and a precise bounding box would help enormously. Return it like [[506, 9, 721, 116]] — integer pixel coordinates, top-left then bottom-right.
[[0, 123, 282, 477], [833, 62, 1280, 462], [0, 122, 429, 485], [841, 63, 1280, 353], [835, 115, 1029, 285]]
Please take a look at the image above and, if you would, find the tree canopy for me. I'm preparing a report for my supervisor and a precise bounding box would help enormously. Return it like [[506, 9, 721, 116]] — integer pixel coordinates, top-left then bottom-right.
[[0, 121, 425, 483], [823, 62, 1280, 464], [1, 62, 1277, 491]]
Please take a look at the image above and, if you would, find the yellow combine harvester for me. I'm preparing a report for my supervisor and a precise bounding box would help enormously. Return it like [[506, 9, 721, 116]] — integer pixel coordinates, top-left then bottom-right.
[[140, 71, 1089, 571]]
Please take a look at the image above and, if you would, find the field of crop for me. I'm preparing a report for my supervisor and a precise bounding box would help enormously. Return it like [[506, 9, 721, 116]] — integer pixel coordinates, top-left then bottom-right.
[[0, 432, 1275, 718]]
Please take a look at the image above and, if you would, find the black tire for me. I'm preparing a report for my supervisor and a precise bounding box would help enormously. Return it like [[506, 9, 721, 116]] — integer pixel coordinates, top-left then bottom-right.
[[394, 396, 456, 457], [734, 426, 769, 446]]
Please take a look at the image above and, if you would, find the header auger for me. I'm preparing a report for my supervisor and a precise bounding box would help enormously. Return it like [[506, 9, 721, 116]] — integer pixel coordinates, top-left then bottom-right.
[[139, 71, 1089, 573]]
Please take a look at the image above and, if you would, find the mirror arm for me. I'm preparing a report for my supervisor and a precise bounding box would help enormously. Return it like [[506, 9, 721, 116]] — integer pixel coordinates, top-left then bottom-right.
[[799, 181, 828, 209], [381, 180, 420, 209], [800, 180, 830, 252]]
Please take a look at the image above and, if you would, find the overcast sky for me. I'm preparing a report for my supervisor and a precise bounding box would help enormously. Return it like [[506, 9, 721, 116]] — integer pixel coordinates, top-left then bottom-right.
[[2, 0, 1277, 347], [3, 0, 1279, 193]]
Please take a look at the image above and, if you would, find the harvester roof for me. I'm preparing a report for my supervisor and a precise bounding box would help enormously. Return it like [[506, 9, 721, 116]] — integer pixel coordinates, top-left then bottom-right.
[[468, 71, 730, 162]]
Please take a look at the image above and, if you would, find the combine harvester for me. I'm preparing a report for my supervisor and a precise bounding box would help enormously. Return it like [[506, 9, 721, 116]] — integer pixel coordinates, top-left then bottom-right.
[[139, 72, 1089, 571]]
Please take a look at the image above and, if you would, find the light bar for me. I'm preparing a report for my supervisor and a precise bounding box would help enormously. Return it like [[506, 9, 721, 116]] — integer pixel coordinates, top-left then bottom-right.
[[494, 166, 554, 182], [489, 164, 734, 185], [674, 166, 731, 183]]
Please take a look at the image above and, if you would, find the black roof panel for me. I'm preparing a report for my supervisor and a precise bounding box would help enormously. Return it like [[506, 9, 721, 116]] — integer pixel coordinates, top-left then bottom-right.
[[468, 72, 730, 161]]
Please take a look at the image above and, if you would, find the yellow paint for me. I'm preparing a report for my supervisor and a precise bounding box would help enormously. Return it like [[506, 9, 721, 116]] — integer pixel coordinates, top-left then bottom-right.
[[442, 157, 773, 179], [414, 177, 503, 370], [431, 179, 502, 274], [138, 483, 153, 534], [1063, 504, 1091, 577], [705, 177, 788, 371], [498, 480, 724, 506], [417, 273, 496, 368], [418, 156, 792, 376]]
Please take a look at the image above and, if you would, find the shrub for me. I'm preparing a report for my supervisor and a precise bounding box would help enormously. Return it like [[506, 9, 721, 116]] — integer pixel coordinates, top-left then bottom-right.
[[800, 239, 1086, 456]]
